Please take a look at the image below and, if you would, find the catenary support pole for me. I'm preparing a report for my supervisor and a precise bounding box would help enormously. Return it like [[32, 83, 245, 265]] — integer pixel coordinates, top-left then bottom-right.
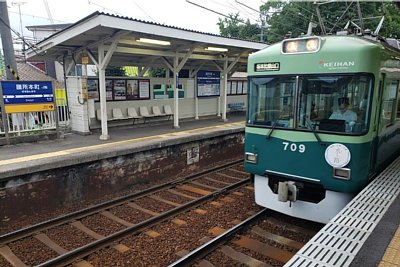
[[0, 0, 18, 80]]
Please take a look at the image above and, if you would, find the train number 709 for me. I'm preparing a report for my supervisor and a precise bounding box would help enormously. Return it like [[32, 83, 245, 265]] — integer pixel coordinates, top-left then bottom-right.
[[282, 142, 306, 153]]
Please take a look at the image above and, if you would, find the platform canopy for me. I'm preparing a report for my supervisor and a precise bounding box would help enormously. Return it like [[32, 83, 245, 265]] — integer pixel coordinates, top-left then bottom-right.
[[27, 11, 266, 70], [26, 11, 267, 140]]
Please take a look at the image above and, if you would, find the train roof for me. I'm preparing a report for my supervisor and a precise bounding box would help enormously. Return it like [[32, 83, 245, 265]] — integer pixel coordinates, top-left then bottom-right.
[[248, 35, 400, 75], [252, 35, 400, 58]]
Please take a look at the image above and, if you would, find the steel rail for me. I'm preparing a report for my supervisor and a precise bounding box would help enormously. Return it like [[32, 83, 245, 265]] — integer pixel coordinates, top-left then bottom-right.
[[37, 177, 251, 267], [167, 208, 269, 267], [0, 159, 243, 244]]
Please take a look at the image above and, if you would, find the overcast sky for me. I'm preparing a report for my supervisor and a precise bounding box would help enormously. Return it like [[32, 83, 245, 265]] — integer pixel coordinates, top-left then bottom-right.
[[6, 0, 265, 39]]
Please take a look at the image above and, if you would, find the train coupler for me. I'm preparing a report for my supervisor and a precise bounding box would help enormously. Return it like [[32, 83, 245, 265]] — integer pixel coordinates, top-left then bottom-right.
[[278, 181, 298, 202]]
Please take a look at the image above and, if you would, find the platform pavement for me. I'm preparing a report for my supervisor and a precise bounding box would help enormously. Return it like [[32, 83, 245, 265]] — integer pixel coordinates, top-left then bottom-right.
[[351, 178, 400, 267], [0, 115, 246, 179], [286, 154, 400, 267], [0, 115, 245, 161]]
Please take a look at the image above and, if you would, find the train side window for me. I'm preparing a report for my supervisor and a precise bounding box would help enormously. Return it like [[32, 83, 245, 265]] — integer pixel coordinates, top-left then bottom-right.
[[382, 80, 399, 126]]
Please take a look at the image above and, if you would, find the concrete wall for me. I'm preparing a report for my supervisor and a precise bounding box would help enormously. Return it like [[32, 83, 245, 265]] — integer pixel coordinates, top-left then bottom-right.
[[0, 130, 244, 224]]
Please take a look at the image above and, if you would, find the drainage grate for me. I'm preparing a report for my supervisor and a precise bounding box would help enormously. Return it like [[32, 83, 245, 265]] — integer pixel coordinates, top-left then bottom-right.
[[285, 156, 400, 267]]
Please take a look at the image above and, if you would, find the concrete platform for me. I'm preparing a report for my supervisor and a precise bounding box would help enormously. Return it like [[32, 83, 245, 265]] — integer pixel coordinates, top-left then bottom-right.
[[0, 115, 245, 180]]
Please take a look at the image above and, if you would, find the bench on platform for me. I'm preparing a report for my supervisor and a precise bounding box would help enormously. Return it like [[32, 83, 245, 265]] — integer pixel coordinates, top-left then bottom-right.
[[163, 105, 173, 121], [96, 106, 173, 125], [152, 105, 173, 121], [96, 109, 115, 121], [127, 107, 143, 124], [227, 102, 246, 113], [139, 106, 157, 123], [112, 108, 131, 121]]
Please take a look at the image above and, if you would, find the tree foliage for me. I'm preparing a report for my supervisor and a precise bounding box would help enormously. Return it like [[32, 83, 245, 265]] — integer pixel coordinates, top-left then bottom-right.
[[217, 13, 261, 41], [262, 1, 400, 43], [148, 67, 166, 78], [217, 1, 400, 44]]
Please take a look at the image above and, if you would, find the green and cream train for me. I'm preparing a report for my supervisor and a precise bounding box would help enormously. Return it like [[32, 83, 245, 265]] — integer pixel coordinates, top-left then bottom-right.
[[244, 35, 400, 223]]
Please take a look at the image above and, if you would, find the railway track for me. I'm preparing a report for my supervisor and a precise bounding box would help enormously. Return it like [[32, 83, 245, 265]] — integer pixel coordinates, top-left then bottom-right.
[[169, 209, 322, 267], [0, 160, 322, 266], [0, 160, 252, 266]]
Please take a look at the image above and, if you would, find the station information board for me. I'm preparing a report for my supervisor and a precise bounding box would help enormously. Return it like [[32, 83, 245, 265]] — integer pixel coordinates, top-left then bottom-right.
[[1, 81, 55, 113], [197, 70, 221, 97]]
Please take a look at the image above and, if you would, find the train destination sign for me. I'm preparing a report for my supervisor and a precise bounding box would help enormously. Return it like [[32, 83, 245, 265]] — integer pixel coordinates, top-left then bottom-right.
[[1, 81, 55, 113], [255, 62, 280, 72]]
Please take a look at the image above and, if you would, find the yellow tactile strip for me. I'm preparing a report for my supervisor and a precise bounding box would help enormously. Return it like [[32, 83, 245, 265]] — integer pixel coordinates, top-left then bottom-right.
[[379, 227, 400, 267]]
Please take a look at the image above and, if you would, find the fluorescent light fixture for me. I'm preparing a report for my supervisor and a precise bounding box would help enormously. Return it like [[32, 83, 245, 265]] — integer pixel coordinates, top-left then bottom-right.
[[205, 46, 228, 52], [137, 38, 171, 46]]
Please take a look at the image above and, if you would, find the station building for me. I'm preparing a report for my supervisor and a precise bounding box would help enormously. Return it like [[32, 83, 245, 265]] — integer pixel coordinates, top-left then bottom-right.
[[26, 11, 266, 140]]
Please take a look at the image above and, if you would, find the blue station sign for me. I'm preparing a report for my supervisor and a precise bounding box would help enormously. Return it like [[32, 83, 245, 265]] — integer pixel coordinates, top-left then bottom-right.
[[1, 81, 55, 113]]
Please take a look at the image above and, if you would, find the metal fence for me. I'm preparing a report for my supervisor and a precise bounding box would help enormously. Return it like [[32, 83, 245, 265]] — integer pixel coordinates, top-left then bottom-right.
[[0, 111, 57, 136], [0, 105, 70, 138]]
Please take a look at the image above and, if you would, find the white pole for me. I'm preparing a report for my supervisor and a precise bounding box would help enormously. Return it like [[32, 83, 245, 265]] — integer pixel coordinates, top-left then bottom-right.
[[98, 44, 109, 140]]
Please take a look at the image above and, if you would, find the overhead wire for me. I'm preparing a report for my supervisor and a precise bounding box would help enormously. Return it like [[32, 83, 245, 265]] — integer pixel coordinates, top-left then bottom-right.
[[132, 1, 155, 21], [328, 1, 354, 34], [229, 1, 259, 22], [8, 10, 66, 24], [186, 0, 245, 23], [292, 2, 336, 28], [87, 0, 123, 16], [231, 0, 262, 23], [0, 15, 44, 56]]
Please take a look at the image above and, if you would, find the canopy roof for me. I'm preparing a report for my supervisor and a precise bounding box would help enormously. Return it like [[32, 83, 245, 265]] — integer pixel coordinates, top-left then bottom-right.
[[27, 11, 267, 73]]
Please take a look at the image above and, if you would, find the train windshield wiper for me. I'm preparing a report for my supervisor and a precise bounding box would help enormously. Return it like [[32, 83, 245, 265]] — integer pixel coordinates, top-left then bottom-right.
[[266, 119, 280, 139], [304, 117, 324, 145]]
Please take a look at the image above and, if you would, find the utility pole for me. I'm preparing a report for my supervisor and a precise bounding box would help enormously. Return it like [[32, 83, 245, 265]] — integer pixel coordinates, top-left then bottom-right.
[[0, 0, 19, 80], [12, 1, 26, 62], [259, 11, 266, 42]]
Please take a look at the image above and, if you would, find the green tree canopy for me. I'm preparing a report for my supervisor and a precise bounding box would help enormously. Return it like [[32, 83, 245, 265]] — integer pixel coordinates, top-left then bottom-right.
[[217, 1, 400, 44], [262, 1, 400, 43], [217, 13, 262, 42]]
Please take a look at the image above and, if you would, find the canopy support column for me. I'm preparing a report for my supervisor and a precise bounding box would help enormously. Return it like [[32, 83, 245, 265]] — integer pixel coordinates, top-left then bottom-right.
[[220, 53, 244, 121], [221, 59, 228, 121], [173, 56, 180, 128], [98, 44, 109, 140], [163, 48, 194, 128], [97, 37, 120, 140]]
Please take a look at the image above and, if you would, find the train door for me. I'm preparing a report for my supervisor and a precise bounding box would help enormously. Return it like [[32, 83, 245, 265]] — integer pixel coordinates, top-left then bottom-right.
[[368, 78, 383, 177]]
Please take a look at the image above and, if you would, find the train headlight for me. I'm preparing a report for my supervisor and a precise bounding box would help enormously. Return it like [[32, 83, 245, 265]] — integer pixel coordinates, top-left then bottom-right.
[[333, 167, 351, 180], [282, 37, 321, 54], [306, 38, 319, 51], [245, 152, 258, 164], [284, 41, 298, 53]]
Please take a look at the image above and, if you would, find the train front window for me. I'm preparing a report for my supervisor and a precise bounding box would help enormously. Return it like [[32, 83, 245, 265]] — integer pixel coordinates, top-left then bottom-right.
[[248, 74, 373, 134], [247, 77, 296, 128]]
